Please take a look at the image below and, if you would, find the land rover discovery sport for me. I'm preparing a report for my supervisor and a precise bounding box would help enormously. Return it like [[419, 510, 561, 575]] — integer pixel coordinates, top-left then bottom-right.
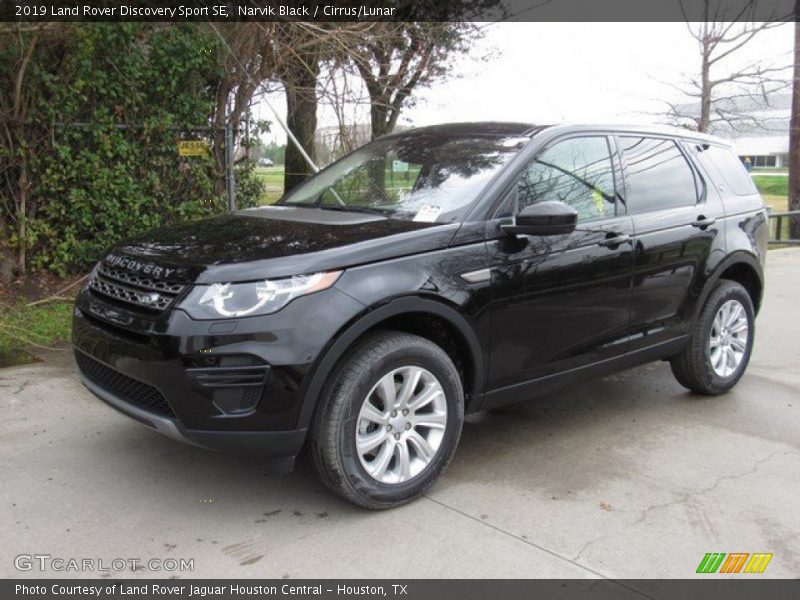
[[73, 123, 767, 508]]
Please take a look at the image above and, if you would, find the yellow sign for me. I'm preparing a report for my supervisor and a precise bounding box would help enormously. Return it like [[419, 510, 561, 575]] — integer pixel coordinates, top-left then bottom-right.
[[177, 140, 210, 157]]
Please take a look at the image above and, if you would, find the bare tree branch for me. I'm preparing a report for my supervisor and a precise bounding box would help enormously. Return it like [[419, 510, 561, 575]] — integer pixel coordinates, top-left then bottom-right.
[[665, 0, 791, 133]]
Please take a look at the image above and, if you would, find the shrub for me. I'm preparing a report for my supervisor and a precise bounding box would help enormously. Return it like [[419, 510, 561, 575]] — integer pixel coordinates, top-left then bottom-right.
[[1, 23, 263, 276]]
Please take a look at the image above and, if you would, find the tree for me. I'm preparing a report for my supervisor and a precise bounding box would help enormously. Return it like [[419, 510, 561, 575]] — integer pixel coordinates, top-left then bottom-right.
[[208, 15, 495, 193], [209, 23, 280, 195], [790, 3, 800, 239], [275, 26, 323, 192], [0, 23, 262, 277], [348, 23, 484, 140], [209, 23, 373, 193], [666, 0, 790, 133], [0, 23, 63, 276]]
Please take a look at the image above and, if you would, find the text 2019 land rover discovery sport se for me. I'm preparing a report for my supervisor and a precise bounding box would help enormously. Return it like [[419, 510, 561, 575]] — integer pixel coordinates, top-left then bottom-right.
[[73, 123, 767, 508]]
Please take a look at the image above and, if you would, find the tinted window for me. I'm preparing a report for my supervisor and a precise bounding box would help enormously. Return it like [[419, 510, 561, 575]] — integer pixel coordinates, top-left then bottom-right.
[[620, 137, 699, 214], [515, 136, 617, 222], [696, 145, 758, 196]]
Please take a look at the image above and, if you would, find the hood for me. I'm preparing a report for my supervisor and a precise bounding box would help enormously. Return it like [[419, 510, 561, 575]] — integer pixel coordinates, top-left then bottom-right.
[[106, 206, 459, 284]]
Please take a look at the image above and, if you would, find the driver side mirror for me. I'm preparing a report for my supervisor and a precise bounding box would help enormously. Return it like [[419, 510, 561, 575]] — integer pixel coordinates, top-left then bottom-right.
[[501, 201, 577, 236]]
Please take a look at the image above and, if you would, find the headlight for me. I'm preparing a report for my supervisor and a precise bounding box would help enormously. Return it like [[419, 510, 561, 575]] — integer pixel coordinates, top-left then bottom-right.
[[82, 262, 102, 291], [179, 271, 342, 319]]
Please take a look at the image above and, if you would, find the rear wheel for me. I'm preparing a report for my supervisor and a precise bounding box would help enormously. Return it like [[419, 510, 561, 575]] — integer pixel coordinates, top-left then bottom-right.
[[670, 280, 754, 395], [309, 331, 464, 509]]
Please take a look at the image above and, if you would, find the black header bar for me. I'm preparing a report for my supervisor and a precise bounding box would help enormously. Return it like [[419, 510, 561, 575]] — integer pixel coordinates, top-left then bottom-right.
[[0, 0, 796, 23]]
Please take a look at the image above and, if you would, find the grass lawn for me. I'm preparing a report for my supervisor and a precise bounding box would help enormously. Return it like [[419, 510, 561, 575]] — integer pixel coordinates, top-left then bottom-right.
[[254, 166, 285, 204], [752, 170, 792, 241], [752, 175, 788, 198], [0, 300, 73, 367], [763, 195, 788, 211]]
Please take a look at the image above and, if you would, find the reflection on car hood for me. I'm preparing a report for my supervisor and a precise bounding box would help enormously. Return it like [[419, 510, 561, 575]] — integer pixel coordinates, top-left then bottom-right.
[[107, 206, 458, 284]]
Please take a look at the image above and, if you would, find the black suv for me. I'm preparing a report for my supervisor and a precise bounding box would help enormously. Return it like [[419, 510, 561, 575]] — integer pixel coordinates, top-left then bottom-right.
[[73, 123, 767, 508]]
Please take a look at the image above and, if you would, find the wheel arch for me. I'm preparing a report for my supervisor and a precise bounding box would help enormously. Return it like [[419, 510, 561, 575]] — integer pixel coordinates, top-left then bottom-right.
[[296, 296, 485, 430], [696, 251, 764, 320]]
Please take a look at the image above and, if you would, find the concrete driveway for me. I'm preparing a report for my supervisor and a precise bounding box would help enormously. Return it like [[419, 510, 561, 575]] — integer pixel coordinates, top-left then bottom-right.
[[2, 249, 799, 579]]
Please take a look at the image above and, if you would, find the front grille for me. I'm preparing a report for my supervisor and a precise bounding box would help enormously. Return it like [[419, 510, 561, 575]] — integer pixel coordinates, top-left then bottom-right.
[[89, 264, 185, 312], [98, 265, 185, 294], [76, 351, 175, 418]]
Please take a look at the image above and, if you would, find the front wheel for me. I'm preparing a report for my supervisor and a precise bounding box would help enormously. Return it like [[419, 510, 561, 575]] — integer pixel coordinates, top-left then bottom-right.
[[309, 331, 464, 509], [670, 279, 755, 395]]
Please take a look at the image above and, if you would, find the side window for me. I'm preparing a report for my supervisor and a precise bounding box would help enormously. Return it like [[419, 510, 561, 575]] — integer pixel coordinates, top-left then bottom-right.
[[515, 136, 617, 222], [619, 137, 699, 214], [695, 145, 758, 196]]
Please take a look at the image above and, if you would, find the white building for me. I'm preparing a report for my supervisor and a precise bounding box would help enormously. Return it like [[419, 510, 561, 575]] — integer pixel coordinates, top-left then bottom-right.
[[725, 94, 790, 169], [673, 93, 790, 169]]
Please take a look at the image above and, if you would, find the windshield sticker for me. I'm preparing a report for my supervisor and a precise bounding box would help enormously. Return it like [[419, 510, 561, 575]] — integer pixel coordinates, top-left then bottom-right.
[[413, 204, 442, 222]]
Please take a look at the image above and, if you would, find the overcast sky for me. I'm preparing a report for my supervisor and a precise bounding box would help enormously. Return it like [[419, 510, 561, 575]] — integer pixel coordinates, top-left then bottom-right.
[[256, 21, 794, 145]]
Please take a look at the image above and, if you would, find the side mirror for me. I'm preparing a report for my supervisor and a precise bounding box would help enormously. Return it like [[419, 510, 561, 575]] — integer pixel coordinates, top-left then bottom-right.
[[501, 201, 577, 236]]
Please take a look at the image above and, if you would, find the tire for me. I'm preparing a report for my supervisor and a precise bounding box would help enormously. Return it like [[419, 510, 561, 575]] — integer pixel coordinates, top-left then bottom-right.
[[309, 330, 464, 509], [670, 279, 755, 395]]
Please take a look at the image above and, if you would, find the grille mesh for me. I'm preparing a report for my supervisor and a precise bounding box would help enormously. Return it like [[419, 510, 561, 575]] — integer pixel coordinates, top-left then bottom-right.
[[76, 352, 175, 418], [89, 264, 184, 312], [99, 265, 185, 294]]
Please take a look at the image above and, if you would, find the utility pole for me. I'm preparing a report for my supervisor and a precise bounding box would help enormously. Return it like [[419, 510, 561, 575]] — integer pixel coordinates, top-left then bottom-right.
[[790, 3, 800, 239]]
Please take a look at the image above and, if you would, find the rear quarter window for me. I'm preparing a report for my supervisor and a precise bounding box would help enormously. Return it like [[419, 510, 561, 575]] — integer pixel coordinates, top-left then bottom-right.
[[695, 145, 758, 196]]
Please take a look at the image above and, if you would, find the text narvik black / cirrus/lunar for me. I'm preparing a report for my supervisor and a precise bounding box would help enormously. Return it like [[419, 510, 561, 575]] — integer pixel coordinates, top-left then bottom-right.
[[41, 4, 397, 18]]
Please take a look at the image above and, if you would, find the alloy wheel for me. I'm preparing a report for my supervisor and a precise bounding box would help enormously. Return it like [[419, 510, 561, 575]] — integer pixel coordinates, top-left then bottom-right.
[[355, 366, 448, 484], [708, 299, 749, 378]]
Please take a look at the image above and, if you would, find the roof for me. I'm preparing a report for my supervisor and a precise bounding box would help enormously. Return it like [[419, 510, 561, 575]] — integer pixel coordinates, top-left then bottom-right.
[[391, 122, 541, 138], [392, 122, 731, 146]]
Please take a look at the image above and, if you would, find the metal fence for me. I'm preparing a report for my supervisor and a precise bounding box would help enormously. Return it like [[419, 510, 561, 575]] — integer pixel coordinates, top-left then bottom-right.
[[767, 209, 800, 246]]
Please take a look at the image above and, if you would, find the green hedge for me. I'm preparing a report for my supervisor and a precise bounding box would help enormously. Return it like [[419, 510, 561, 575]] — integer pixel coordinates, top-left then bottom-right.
[[2, 24, 262, 277]]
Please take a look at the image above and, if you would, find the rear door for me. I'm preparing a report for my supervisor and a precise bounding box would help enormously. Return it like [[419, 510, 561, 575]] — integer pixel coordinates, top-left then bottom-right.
[[618, 135, 725, 359]]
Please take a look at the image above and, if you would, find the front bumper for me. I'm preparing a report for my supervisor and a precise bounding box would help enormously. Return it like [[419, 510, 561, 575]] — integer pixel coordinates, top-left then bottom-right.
[[72, 284, 366, 457], [79, 369, 306, 456]]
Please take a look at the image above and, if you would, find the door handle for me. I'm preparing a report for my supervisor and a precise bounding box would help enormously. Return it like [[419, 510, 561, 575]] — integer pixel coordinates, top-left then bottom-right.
[[692, 216, 716, 229], [598, 233, 632, 248]]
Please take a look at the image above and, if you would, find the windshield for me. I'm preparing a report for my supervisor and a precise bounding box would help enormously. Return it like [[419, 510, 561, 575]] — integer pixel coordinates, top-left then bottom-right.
[[280, 132, 526, 223]]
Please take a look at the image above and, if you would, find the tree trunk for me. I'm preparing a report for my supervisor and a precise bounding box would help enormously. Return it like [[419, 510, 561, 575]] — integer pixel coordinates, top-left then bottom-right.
[[212, 82, 231, 198], [789, 11, 800, 240], [699, 35, 712, 133], [17, 152, 29, 276], [370, 100, 390, 140], [283, 56, 319, 194]]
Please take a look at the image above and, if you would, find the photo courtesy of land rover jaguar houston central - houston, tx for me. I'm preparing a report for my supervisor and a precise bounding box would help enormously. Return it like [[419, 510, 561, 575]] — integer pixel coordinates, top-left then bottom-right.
[[73, 123, 767, 508]]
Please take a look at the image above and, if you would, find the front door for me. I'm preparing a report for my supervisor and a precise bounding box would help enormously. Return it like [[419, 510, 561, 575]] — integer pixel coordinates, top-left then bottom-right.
[[483, 134, 635, 407]]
